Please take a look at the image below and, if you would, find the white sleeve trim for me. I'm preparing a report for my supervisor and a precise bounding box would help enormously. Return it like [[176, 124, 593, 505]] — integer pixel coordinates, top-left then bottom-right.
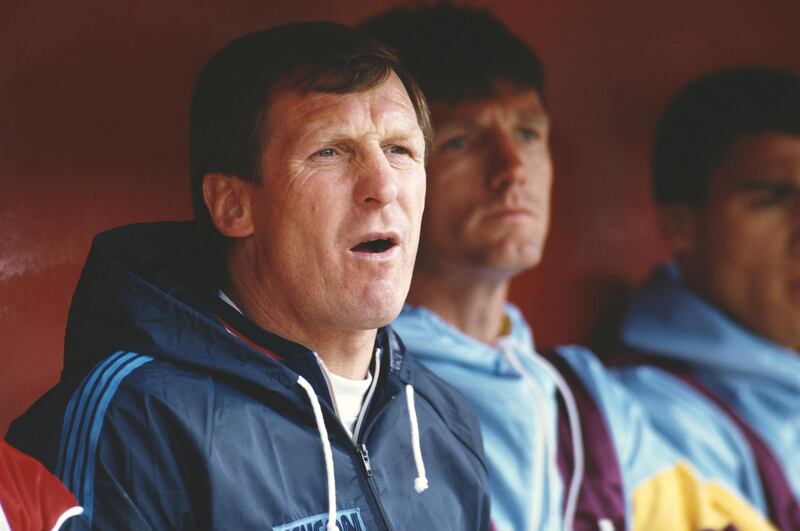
[[51, 506, 84, 531], [0, 502, 11, 531]]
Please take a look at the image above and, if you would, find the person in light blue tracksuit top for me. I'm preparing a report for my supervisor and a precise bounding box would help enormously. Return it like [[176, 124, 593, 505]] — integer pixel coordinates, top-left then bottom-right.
[[6, 22, 490, 530], [394, 304, 564, 530], [393, 303, 705, 531], [365, 6, 777, 531], [609, 68, 800, 529]]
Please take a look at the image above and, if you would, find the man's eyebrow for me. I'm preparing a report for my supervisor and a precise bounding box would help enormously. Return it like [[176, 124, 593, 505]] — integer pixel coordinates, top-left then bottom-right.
[[383, 128, 425, 141], [296, 122, 423, 148], [740, 180, 800, 193], [436, 116, 478, 130], [517, 110, 549, 124], [739, 179, 800, 190], [438, 110, 549, 130]]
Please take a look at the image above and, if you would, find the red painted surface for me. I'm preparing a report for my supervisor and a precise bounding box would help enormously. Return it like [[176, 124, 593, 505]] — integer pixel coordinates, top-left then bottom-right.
[[2, 0, 799, 435]]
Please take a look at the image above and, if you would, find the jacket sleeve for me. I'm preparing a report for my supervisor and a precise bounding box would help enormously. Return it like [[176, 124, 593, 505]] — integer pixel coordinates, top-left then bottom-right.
[[0, 439, 88, 531], [59, 368, 207, 531], [555, 345, 775, 531]]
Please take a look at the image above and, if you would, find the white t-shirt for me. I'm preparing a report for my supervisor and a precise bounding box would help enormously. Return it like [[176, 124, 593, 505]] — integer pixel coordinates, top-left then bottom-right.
[[325, 368, 373, 438], [217, 290, 375, 438]]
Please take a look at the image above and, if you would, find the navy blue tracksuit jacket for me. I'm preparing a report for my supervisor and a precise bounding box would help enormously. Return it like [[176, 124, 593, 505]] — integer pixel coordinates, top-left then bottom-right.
[[8, 222, 490, 530]]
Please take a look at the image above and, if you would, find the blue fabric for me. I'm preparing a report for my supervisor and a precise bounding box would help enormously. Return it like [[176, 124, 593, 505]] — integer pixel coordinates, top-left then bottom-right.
[[7, 221, 490, 530], [58, 351, 154, 521], [617, 262, 800, 507], [395, 303, 703, 531], [555, 346, 685, 508], [394, 304, 561, 531]]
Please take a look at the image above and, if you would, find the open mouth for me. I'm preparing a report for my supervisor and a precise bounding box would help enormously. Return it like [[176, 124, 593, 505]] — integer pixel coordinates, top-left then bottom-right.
[[351, 238, 397, 254]]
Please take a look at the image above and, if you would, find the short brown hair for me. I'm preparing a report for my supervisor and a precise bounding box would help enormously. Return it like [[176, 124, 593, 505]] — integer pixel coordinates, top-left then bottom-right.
[[652, 67, 800, 204], [361, 5, 545, 104], [190, 21, 431, 233]]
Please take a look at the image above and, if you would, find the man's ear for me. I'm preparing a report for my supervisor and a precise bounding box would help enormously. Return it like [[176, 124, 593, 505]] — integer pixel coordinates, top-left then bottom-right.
[[202, 173, 254, 238], [656, 203, 698, 255]]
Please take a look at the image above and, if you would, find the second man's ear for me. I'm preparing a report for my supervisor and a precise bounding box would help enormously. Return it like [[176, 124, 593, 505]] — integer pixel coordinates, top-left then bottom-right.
[[202, 173, 254, 238], [656, 203, 699, 255]]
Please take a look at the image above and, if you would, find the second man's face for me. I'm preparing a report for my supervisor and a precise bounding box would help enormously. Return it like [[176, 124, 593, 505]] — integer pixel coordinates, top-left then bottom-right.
[[419, 83, 552, 280]]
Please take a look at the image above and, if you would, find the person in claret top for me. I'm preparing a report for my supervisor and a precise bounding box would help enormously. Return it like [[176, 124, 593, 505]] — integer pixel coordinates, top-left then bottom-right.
[[608, 67, 800, 530], [364, 5, 780, 530]]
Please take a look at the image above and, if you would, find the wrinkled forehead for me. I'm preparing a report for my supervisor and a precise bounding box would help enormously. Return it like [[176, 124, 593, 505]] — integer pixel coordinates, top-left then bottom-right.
[[264, 73, 422, 145]]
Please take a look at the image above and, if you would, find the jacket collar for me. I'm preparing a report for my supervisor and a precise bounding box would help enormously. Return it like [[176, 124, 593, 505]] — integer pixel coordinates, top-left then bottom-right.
[[207, 292, 409, 408], [621, 262, 800, 388], [64, 221, 412, 411]]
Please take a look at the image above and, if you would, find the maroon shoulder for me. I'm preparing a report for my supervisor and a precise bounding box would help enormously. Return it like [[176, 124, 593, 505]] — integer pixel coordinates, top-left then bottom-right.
[[538, 347, 627, 530]]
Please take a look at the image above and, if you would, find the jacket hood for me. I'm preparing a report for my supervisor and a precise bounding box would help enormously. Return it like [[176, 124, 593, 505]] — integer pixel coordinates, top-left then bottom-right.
[[620, 263, 800, 388], [62, 221, 413, 398], [14, 221, 491, 530]]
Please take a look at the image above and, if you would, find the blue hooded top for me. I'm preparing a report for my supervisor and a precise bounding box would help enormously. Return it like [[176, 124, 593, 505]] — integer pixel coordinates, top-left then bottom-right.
[[614, 263, 800, 528], [7, 221, 490, 531], [394, 298, 781, 531]]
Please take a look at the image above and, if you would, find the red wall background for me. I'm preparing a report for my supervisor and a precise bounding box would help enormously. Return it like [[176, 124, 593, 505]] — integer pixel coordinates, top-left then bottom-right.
[[2, 0, 799, 435]]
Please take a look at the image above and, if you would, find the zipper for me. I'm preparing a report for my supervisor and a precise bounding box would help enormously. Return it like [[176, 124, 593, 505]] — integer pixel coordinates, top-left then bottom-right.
[[357, 444, 372, 477], [354, 395, 401, 531], [307, 351, 399, 531], [354, 441, 394, 531], [317, 399, 396, 531]]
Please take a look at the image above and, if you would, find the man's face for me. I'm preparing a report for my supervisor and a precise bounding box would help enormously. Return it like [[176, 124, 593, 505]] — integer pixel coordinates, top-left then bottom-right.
[[680, 132, 800, 350], [419, 84, 552, 280], [246, 72, 426, 333]]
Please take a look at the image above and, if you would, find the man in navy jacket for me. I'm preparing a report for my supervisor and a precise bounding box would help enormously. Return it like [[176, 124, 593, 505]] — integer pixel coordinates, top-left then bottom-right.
[[8, 22, 490, 530]]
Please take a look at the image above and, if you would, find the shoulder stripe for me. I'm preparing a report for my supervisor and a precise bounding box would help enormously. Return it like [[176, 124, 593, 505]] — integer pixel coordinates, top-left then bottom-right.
[[55, 351, 153, 523], [56, 351, 129, 481], [70, 352, 142, 493]]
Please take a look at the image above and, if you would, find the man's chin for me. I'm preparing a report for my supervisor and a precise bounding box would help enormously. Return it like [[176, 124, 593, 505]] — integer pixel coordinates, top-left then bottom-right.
[[343, 311, 403, 332], [485, 243, 543, 273], [341, 297, 405, 331]]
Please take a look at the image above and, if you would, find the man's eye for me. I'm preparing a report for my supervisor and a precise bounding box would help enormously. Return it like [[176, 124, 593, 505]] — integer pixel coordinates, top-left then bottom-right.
[[753, 191, 786, 207], [316, 148, 336, 157], [387, 145, 410, 156], [749, 184, 794, 207], [442, 136, 466, 151], [517, 128, 540, 142]]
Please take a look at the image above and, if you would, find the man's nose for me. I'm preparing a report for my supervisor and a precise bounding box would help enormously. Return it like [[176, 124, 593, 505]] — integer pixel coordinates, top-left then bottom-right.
[[486, 128, 526, 190], [354, 147, 399, 206]]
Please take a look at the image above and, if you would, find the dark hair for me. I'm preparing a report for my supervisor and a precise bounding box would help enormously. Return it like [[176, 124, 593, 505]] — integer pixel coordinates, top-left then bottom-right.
[[652, 67, 800, 204], [360, 4, 545, 105], [190, 21, 431, 231]]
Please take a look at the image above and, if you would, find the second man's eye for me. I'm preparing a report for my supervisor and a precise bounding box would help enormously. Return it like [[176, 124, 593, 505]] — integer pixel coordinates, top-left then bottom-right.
[[442, 136, 466, 151], [317, 148, 336, 157], [752, 188, 790, 207], [517, 128, 540, 142]]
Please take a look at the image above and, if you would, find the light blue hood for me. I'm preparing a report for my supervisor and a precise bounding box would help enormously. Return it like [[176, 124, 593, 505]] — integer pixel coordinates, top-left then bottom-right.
[[620, 263, 800, 499]]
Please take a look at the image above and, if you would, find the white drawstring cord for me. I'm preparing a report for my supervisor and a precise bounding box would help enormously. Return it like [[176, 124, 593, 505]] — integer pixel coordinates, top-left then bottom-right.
[[524, 349, 585, 531], [500, 342, 549, 530], [405, 385, 429, 493], [297, 376, 338, 531], [298, 375, 428, 529]]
